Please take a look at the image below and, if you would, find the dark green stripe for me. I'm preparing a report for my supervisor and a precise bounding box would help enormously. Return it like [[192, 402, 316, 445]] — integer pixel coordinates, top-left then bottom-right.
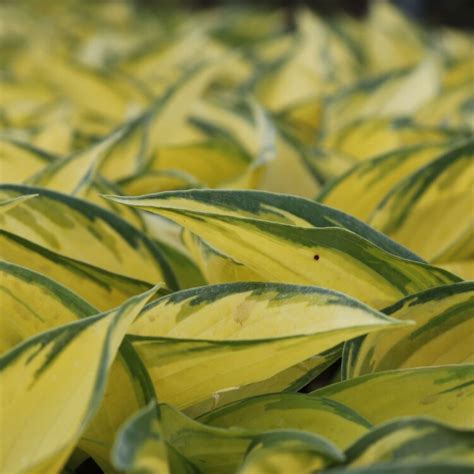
[[0, 184, 178, 290]]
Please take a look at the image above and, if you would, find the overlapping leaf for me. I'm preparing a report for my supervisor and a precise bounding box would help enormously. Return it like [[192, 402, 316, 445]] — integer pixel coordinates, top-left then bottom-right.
[[109, 190, 458, 308], [0, 287, 156, 473], [126, 282, 406, 409], [369, 139, 473, 263], [0, 230, 154, 310], [318, 143, 448, 221], [312, 364, 474, 429], [343, 282, 474, 378], [0, 184, 177, 289], [113, 401, 347, 474], [239, 417, 474, 474]]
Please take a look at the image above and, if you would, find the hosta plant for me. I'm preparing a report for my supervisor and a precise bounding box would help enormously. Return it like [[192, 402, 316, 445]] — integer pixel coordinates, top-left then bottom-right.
[[0, 0, 473, 473]]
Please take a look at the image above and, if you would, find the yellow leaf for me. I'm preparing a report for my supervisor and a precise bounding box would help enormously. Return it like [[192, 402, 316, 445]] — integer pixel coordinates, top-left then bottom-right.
[[127, 282, 407, 409], [0, 185, 178, 289], [0, 287, 156, 473], [344, 282, 474, 377]]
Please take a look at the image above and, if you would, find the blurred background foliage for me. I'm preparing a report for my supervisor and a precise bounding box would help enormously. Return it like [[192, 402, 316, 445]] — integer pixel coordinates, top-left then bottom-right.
[[7, 0, 474, 28], [131, 0, 474, 28]]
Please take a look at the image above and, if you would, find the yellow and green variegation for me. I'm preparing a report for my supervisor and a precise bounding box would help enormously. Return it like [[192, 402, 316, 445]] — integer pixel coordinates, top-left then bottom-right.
[[318, 142, 449, 221], [343, 282, 474, 378], [0, 194, 38, 214], [0, 138, 56, 184], [0, 184, 178, 289], [369, 139, 474, 263], [0, 260, 97, 352], [198, 391, 371, 449], [126, 282, 407, 409], [108, 190, 458, 308], [0, 287, 156, 473], [0, 260, 161, 468], [340, 417, 474, 469], [113, 401, 346, 474], [237, 430, 344, 474], [239, 417, 474, 474], [312, 364, 474, 429], [0, 229, 157, 311]]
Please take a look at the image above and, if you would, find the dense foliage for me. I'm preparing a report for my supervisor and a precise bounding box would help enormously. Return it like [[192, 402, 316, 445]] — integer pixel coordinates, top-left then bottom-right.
[[0, 1, 473, 473]]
